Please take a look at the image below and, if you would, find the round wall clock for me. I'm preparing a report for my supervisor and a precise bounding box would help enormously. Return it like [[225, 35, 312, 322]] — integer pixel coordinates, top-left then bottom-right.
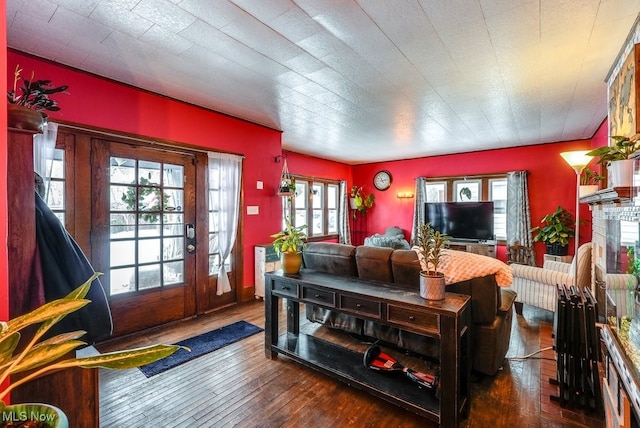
[[373, 170, 392, 191]]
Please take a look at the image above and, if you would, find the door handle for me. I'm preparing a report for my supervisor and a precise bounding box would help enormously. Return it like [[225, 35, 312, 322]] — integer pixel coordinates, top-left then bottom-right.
[[186, 224, 196, 253]]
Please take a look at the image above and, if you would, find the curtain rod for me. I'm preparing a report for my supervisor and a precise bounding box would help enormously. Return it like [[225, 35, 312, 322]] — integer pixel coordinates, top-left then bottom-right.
[[56, 122, 245, 159]]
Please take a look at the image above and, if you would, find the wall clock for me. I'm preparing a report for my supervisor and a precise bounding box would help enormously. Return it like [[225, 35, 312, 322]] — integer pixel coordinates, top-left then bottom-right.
[[373, 170, 392, 191]]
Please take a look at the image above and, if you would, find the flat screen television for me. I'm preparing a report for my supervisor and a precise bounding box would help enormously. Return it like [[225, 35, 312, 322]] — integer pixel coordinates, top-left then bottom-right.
[[424, 201, 495, 242]]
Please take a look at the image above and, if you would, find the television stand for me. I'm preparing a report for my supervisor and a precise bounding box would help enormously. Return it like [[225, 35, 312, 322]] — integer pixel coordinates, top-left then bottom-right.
[[448, 240, 496, 258]]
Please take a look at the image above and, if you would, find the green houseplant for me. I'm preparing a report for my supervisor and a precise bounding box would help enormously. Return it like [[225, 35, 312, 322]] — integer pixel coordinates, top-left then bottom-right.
[[579, 167, 604, 197], [531, 206, 575, 256], [7, 65, 69, 131], [415, 223, 450, 300], [349, 185, 375, 218], [587, 135, 640, 187], [271, 218, 308, 274], [0, 273, 183, 427]]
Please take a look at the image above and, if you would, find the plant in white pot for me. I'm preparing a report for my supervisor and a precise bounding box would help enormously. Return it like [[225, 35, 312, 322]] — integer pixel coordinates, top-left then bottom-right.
[[0, 273, 184, 428], [587, 135, 640, 187], [578, 167, 604, 197], [415, 223, 450, 300], [349, 185, 375, 219], [271, 218, 308, 275]]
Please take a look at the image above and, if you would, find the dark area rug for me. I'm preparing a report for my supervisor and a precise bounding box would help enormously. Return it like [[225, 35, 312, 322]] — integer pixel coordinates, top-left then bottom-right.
[[139, 320, 263, 377]]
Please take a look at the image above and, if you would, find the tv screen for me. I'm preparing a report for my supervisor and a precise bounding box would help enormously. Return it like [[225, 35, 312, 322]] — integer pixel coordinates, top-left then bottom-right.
[[424, 201, 495, 242]]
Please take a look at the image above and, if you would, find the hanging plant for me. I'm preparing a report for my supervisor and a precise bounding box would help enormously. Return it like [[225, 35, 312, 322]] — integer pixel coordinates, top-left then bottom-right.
[[277, 157, 296, 197]]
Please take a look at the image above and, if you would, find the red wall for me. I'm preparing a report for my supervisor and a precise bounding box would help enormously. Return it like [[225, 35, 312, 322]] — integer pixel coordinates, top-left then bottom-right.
[[4, 49, 612, 299], [7, 50, 284, 293], [351, 120, 609, 265]]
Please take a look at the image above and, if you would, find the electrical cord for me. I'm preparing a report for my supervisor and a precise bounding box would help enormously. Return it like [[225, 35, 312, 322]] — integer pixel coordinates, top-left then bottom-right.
[[507, 346, 554, 360]]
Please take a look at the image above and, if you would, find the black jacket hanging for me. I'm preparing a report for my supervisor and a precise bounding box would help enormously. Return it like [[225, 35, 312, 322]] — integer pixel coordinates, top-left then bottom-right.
[[34, 192, 113, 344]]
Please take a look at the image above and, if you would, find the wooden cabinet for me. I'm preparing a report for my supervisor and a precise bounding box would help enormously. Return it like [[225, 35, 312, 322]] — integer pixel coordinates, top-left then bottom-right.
[[543, 254, 573, 263], [448, 240, 496, 258], [264, 270, 471, 427], [7, 128, 99, 427], [254, 244, 280, 298]]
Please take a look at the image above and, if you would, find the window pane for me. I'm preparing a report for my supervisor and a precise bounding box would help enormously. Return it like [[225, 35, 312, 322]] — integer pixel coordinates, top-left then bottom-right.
[[426, 183, 446, 202], [294, 182, 308, 209], [328, 209, 337, 233], [328, 185, 338, 209], [454, 180, 480, 202], [138, 161, 161, 185], [110, 267, 135, 295], [46, 180, 65, 210], [312, 183, 323, 207], [110, 158, 136, 184], [490, 179, 507, 240]]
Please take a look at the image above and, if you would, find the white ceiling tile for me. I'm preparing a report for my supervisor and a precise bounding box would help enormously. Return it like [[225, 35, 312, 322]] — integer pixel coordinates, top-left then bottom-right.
[[90, 1, 154, 38], [7, 0, 640, 163], [133, 0, 197, 33]]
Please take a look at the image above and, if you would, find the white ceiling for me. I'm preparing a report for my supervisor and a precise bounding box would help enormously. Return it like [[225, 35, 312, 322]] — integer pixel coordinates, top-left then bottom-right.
[[6, 1, 640, 164]]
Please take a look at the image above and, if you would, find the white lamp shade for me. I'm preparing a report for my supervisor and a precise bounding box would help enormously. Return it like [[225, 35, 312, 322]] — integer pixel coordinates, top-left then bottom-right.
[[560, 150, 592, 173]]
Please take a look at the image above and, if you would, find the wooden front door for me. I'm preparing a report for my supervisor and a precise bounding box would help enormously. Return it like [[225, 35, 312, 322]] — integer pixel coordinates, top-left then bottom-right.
[[91, 140, 201, 336]]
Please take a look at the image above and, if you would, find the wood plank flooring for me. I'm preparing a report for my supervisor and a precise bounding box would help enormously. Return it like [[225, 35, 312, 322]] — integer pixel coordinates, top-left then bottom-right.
[[97, 300, 605, 427]]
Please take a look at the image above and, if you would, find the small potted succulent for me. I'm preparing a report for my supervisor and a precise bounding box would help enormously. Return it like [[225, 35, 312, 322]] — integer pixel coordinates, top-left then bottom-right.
[[0, 273, 183, 427], [271, 218, 308, 274], [7, 65, 68, 131], [531, 206, 575, 256], [587, 135, 640, 187], [415, 223, 450, 300]]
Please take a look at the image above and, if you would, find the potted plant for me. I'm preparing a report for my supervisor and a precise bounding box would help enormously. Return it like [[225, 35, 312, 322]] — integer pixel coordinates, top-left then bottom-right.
[[270, 218, 308, 274], [7, 65, 69, 131], [349, 185, 375, 218], [415, 223, 450, 300], [579, 167, 604, 197], [587, 135, 640, 187], [0, 273, 183, 427], [531, 206, 575, 256]]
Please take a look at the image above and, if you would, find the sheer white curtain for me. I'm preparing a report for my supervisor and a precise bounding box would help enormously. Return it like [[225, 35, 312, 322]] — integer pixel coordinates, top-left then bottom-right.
[[208, 152, 242, 295], [33, 122, 58, 199]]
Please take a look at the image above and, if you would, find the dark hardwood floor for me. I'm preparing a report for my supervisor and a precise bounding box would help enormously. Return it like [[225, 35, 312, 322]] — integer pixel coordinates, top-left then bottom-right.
[[97, 299, 605, 427]]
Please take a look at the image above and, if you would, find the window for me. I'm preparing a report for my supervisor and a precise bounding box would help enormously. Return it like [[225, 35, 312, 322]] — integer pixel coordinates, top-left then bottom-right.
[[424, 174, 508, 241], [283, 176, 340, 238], [45, 147, 66, 224]]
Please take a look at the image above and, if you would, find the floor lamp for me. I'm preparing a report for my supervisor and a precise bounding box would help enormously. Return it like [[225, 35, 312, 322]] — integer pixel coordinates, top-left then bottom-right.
[[560, 150, 593, 287]]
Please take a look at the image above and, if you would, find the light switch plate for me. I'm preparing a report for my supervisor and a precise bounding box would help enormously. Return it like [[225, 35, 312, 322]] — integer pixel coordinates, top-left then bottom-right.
[[247, 206, 259, 215]]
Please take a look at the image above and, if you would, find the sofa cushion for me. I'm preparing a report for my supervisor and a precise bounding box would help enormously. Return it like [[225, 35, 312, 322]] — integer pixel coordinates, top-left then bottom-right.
[[303, 242, 357, 276], [355, 246, 394, 282], [446, 275, 499, 324], [390, 249, 420, 289]]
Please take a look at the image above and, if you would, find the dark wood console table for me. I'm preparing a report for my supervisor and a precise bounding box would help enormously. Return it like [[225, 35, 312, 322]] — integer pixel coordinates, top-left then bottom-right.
[[264, 270, 471, 427]]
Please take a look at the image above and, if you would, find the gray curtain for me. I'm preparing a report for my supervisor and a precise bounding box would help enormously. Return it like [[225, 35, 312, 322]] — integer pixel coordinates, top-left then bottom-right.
[[338, 180, 351, 244], [410, 177, 427, 244], [506, 171, 535, 265]]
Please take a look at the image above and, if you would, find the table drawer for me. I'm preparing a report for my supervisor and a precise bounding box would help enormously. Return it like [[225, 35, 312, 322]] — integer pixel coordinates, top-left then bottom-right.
[[271, 280, 298, 298], [340, 295, 382, 319], [387, 305, 439, 335], [302, 285, 336, 307]]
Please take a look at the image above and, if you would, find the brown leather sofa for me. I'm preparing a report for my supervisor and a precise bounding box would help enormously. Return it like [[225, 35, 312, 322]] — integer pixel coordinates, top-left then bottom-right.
[[302, 242, 517, 376]]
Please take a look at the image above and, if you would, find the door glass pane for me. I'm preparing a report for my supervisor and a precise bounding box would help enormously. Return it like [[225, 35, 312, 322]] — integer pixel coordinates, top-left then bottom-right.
[[108, 157, 185, 296]]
